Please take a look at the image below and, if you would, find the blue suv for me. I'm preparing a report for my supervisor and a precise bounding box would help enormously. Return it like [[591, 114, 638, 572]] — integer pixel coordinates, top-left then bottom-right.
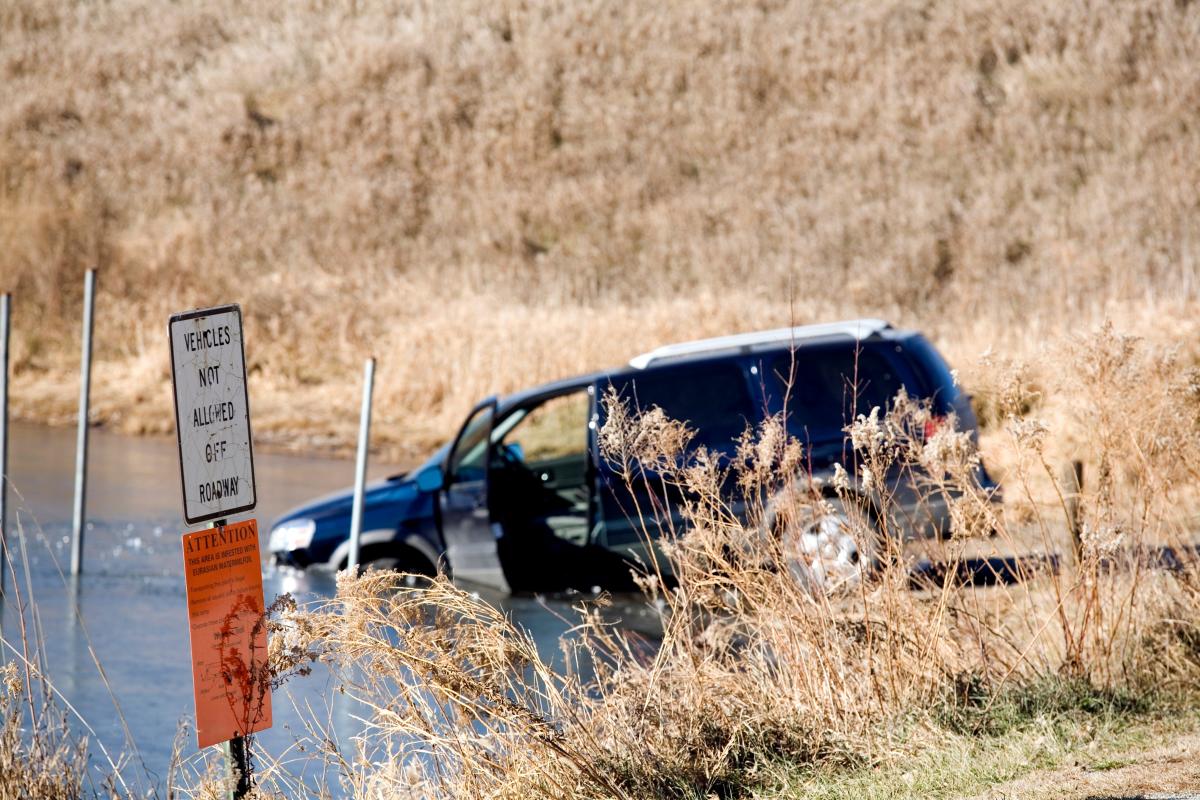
[[268, 319, 998, 593]]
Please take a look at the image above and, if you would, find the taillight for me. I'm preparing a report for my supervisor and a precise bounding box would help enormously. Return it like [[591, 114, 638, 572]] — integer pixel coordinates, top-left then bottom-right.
[[923, 415, 948, 439]]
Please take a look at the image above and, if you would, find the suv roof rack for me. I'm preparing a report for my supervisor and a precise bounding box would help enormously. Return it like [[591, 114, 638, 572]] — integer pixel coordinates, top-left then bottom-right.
[[628, 318, 893, 369]]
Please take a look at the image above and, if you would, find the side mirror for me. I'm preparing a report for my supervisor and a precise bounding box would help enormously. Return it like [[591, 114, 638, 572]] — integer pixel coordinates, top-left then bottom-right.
[[414, 464, 444, 493]]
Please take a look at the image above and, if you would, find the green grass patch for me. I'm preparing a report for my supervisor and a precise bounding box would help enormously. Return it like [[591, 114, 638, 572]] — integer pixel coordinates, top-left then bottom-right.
[[756, 682, 1200, 800], [938, 675, 1155, 738]]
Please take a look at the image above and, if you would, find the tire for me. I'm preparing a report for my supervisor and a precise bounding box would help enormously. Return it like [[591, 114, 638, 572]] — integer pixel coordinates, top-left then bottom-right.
[[345, 544, 438, 585], [764, 491, 880, 593]]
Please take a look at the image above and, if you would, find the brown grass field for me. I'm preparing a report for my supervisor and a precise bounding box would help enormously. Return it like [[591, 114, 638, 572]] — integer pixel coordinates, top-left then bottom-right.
[[3, 1, 1200, 797], [1, 0, 1198, 461], [235, 344, 1200, 799]]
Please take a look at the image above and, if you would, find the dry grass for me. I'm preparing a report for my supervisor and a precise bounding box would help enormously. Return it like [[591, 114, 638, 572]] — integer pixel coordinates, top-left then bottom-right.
[[4, 1, 1200, 795], [0, 662, 88, 800], [1, 0, 1198, 459], [2, 332, 1196, 798], [165, 328, 1200, 799]]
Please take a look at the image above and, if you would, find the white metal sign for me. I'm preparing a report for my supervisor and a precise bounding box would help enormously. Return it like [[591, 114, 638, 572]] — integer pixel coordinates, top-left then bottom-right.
[[169, 305, 257, 524]]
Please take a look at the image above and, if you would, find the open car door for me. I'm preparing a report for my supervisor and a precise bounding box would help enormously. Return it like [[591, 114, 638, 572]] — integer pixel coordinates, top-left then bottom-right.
[[439, 397, 510, 592]]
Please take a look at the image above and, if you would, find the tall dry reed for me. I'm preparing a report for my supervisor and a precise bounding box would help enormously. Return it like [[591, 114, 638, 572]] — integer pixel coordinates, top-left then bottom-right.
[[198, 325, 1200, 799]]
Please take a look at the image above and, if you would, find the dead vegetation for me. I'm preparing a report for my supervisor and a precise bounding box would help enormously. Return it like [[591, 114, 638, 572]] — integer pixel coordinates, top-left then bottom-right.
[[3, 0, 1200, 796], [0, 0, 1198, 459], [0, 662, 88, 800], [166, 328, 1200, 799], [8, 319, 1195, 798]]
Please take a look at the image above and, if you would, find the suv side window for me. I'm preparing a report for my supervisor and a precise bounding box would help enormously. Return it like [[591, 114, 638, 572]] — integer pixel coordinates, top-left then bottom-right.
[[447, 401, 494, 484], [769, 345, 905, 444], [605, 361, 756, 456], [497, 392, 589, 466]]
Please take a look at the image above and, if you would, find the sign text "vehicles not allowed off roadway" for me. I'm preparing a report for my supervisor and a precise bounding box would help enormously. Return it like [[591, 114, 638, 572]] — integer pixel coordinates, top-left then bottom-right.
[[169, 305, 257, 524]]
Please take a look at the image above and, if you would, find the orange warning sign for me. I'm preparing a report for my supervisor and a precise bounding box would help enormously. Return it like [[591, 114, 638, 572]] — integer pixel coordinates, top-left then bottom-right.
[[182, 518, 272, 749]]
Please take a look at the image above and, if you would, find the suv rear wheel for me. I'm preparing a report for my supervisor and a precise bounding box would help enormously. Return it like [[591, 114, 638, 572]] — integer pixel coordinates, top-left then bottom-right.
[[765, 492, 880, 592]]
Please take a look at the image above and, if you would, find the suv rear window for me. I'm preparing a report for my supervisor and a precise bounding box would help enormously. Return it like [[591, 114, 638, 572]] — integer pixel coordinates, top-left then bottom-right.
[[769, 345, 905, 444], [605, 362, 756, 456]]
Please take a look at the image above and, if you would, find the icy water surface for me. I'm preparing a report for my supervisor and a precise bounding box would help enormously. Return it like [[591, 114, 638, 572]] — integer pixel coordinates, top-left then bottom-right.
[[0, 423, 641, 795]]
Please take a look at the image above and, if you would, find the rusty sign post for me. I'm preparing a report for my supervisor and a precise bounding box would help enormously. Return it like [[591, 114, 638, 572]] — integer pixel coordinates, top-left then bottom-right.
[[169, 305, 267, 800]]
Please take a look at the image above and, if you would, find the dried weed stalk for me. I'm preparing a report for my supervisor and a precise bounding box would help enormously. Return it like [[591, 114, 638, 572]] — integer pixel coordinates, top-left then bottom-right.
[[234, 327, 1200, 799]]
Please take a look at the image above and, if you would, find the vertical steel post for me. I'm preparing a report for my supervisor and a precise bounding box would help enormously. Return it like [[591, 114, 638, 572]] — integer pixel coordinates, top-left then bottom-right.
[[70, 269, 96, 577], [224, 734, 251, 799], [209, 517, 252, 800], [347, 357, 375, 571], [0, 293, 9, 594]]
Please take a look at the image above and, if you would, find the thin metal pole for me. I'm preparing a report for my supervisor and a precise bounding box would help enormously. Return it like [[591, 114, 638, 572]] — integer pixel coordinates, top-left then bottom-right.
[[223, 734, 251, 799], [0, 293, 9, 595], [208, 516, 251, 800], [347, 357, 375, 571], [70, 269, 96, 577]]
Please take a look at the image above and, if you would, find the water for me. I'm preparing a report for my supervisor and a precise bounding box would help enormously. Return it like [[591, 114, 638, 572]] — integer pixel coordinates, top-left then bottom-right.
[[0, 422, 652, 795]]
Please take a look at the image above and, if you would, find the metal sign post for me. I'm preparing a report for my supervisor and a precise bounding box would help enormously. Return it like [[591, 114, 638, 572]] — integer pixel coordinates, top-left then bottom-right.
[[223, 734, 251, 800], [347, 357, 375, 571], [70, 269, 96, 576], [0, 293, 9, 593], [212, 515, 246, 800], [170, 305, 264, 800]]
